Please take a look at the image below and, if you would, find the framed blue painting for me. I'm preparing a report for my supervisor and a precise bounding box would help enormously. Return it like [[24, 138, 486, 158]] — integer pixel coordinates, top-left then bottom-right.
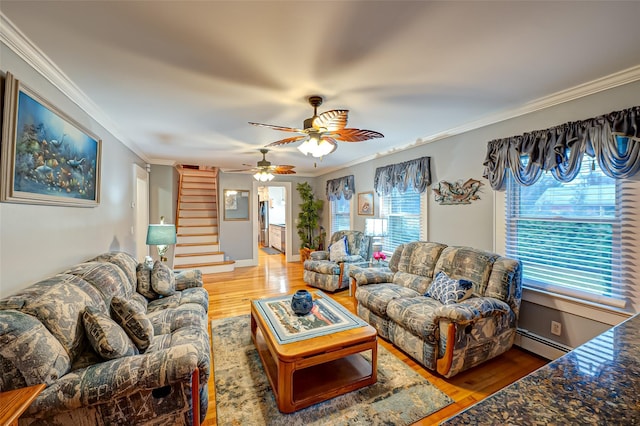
[[1, 72, 101, 206]]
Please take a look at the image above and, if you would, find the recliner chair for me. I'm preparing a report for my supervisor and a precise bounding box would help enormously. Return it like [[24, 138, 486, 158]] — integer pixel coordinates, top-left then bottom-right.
[[303, 230, 371, 292]]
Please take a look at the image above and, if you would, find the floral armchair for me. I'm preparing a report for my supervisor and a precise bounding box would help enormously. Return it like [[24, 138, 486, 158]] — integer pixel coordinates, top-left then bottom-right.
[[303, 230, 371, 292]]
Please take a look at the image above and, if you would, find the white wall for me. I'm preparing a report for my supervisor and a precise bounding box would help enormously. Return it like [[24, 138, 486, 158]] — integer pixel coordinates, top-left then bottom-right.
[[0, 43, 146, 298], [317, 79, 640, 352]]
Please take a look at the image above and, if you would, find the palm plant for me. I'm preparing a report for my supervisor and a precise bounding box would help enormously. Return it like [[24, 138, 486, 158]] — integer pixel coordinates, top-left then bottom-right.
[[296, 182, 323, 249]]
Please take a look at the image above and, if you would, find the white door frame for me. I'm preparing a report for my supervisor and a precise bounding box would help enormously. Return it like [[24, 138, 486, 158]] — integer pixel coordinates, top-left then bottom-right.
[[133, 164, 149, 263], [252, 180, 293, 264]]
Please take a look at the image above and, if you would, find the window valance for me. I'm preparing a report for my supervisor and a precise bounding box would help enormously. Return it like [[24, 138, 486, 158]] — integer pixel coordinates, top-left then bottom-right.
[[483, 106, 640, 190], [326, 175, 355, 200], [374, 156, 431, 195]]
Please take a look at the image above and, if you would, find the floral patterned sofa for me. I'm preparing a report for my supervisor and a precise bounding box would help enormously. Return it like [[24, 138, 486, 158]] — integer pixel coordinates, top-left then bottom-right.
[[303, 230, 371, 292], [351, 241, 522, 378], [0, 252, 209, 425]]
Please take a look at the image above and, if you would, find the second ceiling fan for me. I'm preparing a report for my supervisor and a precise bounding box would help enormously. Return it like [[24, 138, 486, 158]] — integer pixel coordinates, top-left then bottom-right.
[[249, 96, 384, 158]]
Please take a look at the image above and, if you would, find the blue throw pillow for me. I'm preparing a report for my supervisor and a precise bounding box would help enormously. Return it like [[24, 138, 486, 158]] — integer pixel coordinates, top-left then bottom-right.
[[426, 271, 473, 305]]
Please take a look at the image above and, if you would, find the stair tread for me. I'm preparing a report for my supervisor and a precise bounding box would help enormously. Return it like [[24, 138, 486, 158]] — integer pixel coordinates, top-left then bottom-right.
[[177, 232, 218, 237], [174, 260, 235, 269], [175, 251, 223, 257], [176, 242, 218, 247]]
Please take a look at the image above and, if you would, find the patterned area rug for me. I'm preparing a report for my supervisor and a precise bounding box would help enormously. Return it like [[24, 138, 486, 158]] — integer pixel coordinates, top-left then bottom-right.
[[212, 315, 453, 425]]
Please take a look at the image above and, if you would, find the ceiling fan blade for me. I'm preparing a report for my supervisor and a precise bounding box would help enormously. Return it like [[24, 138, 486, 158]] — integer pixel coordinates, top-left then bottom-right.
[[249, 122, 304, 133], [273, 165, 296, 175], [312, 110, 348, 131], [266, 135, 308, 147], [225, 168, 254, 173], [328, 128, 384, 142]]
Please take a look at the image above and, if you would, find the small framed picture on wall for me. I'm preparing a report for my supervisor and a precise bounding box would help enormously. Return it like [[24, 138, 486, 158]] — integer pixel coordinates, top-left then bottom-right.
[[357, 192, 374, 216]]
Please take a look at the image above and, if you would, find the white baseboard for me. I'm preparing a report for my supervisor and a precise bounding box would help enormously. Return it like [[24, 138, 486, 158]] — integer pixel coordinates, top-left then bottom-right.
[[515, 328, 572, 360]]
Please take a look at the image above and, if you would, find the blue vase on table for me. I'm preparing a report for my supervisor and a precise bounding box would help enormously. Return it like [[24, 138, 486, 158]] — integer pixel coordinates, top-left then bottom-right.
[[291, 290, 313, 315]]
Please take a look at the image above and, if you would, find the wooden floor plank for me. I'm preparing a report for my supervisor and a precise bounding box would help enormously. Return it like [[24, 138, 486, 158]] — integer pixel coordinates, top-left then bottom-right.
[[202, 249, 547, 425]]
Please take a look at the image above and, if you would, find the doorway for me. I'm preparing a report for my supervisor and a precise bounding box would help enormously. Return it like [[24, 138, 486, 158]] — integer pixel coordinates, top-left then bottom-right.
[[133, 164, 149, 263], [252, 181, 293, 264]]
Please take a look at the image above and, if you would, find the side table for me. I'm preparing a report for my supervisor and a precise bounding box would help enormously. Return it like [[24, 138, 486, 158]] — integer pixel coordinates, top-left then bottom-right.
[[0, 384, 45, 426]]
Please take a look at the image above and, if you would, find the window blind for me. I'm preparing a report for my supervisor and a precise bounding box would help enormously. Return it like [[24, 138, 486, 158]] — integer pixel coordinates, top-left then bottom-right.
[[380, 187, 424, 253], [330, 197, 351, 235], [506, 155, 639, 312]]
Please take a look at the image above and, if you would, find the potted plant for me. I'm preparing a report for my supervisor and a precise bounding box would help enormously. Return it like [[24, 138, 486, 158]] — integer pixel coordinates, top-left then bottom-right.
[[296, 182, 323, 261]]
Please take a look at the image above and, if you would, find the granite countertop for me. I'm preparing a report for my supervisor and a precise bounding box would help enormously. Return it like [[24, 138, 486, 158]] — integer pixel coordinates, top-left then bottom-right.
[[442, 313, 640, 425]]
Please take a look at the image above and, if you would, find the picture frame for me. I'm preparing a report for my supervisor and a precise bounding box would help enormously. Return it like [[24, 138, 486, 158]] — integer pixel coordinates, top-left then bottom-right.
[[223, 189, 250, 220], [357, 191, 374, 216], [1, 72, 101, 207]]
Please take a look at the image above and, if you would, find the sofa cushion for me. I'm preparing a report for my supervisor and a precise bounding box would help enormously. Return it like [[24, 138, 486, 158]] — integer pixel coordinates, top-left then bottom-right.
[[434, 246, 499, 295], [174, 269, 203, 291], [110, 296, 154, 352], [426, 271, 473, 305], [329, 236, 349, 261], [88, 252, 138, 295], [392, 271, 432, 294], [151, 261, 176, 296], [397, 242, 447, 279], [0, 310, 71, 391], [136, 262, 158, 300], [65, 262, 132, 302], [386, 296, 444, 342], [83, 306, 138, 360], [355, 283, 421, 317], [304, 259, 341, 275], [0, 274, 106, 361]]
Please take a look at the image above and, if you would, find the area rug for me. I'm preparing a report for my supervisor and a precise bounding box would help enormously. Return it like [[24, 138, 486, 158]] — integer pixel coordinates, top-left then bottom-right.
[[261, 247, 282, 255], [212, 315, 453, 426]]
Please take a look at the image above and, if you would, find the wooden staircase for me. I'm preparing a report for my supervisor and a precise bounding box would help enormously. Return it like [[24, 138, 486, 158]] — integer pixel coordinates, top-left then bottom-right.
[[173, 166, 235, 274]]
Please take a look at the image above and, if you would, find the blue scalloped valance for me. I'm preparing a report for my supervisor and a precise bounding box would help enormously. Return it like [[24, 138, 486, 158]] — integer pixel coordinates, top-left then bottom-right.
[[326, 175, 355, 200], [374, 156, 431, 195]]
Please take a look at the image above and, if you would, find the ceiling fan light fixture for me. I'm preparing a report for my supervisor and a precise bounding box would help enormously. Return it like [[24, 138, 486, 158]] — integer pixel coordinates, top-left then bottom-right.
[[253, 170, 274, 182]]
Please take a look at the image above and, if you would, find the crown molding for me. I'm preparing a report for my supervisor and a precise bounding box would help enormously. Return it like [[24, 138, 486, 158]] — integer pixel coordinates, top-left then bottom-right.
[[0, 12, 150, 163], [334, 64, 640, 175]]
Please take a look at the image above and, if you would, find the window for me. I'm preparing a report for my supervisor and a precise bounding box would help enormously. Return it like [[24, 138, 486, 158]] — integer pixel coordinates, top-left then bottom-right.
[[505, 154, 627, 308], [380, 187, 424, 253], [330, 197, 351, 235]]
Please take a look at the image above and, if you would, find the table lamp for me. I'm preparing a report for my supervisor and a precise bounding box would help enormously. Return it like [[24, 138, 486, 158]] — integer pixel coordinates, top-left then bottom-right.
[[365, 218, 388, 255], [146, 216, 177, 262]]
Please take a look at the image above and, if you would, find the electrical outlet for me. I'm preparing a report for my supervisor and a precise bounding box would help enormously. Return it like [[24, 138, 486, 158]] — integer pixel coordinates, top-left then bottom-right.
[[551, 321, 562, 336]]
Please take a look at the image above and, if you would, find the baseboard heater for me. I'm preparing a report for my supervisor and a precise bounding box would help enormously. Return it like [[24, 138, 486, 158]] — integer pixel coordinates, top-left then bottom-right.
[[514, 328, 573, 360]]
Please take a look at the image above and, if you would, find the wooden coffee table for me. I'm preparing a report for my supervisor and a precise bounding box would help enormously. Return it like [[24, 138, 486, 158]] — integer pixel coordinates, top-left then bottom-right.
[[250, 292, 378, 413]]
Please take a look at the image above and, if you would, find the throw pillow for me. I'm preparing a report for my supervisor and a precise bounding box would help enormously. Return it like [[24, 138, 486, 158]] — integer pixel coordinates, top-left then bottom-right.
[[110, 296, 154, 352], [136, 261, 158, 300], [151, 261, 176, 296], [426, 271, 473, 305], [82, 306, 138, 360], [329, 236, 349, 261]]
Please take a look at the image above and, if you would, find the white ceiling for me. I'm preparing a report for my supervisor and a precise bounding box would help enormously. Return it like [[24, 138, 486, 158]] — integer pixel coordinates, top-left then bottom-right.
[[2, 1, 640, 176]]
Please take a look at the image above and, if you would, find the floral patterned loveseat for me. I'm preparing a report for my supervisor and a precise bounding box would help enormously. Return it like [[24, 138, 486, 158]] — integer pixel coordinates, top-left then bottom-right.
[[0, 252, 209, 425], [351, 241, 522, 378]]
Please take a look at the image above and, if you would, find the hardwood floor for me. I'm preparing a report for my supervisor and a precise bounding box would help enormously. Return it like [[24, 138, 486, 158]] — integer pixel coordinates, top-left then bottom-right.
[[202, 249, 548, 425]]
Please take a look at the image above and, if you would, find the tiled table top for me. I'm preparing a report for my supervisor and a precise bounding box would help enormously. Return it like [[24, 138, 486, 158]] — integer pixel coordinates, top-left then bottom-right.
[[442, 313, 640, 425]]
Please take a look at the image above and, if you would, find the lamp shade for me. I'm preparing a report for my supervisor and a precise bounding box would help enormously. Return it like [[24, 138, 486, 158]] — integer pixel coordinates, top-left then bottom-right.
[[146, 224, 177, 245], [365, 218, 388, 237]]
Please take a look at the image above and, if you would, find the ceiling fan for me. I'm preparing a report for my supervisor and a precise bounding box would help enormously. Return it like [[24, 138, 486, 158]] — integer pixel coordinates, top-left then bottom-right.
[[226, 148, 296, 181], [249, 96, 384, 158]]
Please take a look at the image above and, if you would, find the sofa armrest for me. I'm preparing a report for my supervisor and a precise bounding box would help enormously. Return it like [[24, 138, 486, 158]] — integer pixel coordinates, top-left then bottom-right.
[[349, 265, 395, 286], [27, 344, 201, 415], [174, 269, 203, 291], [309, 250, 329, 261], [432, 296, 512, 324], [433, 297, 515, 378]]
